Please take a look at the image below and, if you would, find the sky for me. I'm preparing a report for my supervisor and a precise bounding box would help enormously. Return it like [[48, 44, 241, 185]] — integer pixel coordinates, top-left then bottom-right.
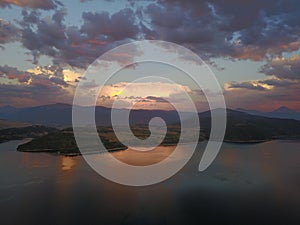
[[0, 0, 300, 111]]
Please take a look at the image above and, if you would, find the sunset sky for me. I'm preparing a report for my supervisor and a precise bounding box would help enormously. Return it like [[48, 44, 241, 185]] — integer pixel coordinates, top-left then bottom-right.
[[0, 0, 300, 111]]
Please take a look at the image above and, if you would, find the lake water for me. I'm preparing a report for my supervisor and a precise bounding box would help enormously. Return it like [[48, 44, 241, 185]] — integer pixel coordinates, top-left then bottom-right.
[[0, 140, 300, 225]]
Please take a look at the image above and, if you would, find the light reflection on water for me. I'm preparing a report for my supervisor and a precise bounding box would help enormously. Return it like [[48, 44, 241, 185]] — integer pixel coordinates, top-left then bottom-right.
[[111, 145, 176, 166], [0, 140, 299, 225], [61, 157, 76, 171]]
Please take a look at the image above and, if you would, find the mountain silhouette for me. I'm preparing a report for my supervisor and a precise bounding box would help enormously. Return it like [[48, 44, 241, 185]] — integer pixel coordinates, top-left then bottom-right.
[[1, 104, 300, 142], [236, 106, 300, 121]]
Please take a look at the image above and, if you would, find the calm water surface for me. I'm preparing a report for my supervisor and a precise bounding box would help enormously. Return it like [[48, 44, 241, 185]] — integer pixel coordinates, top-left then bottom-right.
[[0, 140, 300, 225]]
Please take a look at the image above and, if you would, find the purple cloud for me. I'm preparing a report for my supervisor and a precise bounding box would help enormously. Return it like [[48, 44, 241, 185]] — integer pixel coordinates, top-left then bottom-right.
[[261, 56, 300, 80]]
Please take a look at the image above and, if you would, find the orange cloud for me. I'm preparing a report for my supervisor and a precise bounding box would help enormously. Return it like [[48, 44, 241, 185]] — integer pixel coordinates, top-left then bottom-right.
[[0, 0, 56, 9], [87, 39, 107, 46], [100, 82, 191, 98], [224, 77, 300, 111], [97, 82, 195, 111]]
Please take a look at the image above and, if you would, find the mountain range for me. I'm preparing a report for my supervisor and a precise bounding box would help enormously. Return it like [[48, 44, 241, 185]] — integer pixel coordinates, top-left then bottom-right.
[[0, 103, 183, 127], [1, 103, 299, 128], [198, 109, 300, 142], [236, 106, 300, 121], [1, 103, 300, 144]]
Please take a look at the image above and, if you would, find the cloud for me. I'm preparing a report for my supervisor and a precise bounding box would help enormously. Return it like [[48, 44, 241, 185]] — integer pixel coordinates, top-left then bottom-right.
[[0, 0, 60, 9], [261, 56, 300, 80], [1, 0, 300, 109], [0, 19, 20, 45], [62, 69, 82, 83], [100, 82, 191, 98], [81, 8, 139, 41], [224, 76, 300, 110], [8, 0, 299, 69], [21, 10, 41, 24], [225, 80, 274, 91], [224, 83, 300, 111], [96, 82, 196, 110], [0, 65, 31, 83], [224, 55, 300, 91], [144, 0, 300, 60], [144, 2, 230, 60], [0, 65, 68, 86], [0, 65, 80, 106], [0, 82, 70, 107], [262, 77, 295, 87], [144, 96, 169, 103], [17, 7, 141, 68], [224, 54, 300, 110], [0, 65, 69, 87], [1, 0, 300, 70]]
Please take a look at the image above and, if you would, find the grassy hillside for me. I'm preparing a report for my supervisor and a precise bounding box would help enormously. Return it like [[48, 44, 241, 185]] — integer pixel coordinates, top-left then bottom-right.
[[199, 109, 300, 142]]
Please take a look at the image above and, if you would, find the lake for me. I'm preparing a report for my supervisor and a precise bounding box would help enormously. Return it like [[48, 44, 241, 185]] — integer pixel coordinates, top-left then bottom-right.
[[0, 140, 300, 225]]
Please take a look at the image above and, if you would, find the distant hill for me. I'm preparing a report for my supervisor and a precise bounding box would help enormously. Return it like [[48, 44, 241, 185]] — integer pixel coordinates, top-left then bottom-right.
[[1, 104, 300, 145], [5, 104, 299, 128], [0, 125, 58, 143], [198, 109, 300, 142], [236, 106, 300, 121], [0, 103, 74, 127], [0, 103, 184, 127], [0, 119, 31, 130], [0, 105, 19, 115], [16, 107, 300, 156]]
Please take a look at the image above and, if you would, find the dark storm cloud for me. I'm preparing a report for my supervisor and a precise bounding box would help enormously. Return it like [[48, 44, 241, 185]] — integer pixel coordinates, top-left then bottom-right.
[[21, 10, 41, 24], [224, 63, 300, 110], [144, 2, 232, 60], [262, 78, 295, 87], [145, 0, 300, 60], [0, 19, 20, 45], [145, 96, 168, 102], [226, 81, 267, 91], [3, 0, 300, 69], [0, 65, 31, 82], [0, 0, 61, 10], [261, 56, 300, 80], [18, 7, 140, 68], [2, 0, 300, 110], [226, 77, 297, 90], [224, 78, 300, 110], [0, 82, 70, 106], [14, 0, 300, 68], [19, 9, 68, 64], [81, 8, 139, 41]]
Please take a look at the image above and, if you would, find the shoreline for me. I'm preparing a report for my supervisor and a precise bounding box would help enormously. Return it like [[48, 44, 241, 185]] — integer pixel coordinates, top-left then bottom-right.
[[11, 137, 300, 157], [17, 146, 128, 156], [223, 139, 270, 144]]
